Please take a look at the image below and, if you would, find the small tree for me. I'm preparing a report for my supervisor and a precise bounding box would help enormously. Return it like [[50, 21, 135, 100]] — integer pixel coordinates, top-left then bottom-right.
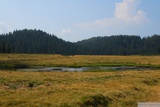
[[6, 43, 11, 53], [2, 42, 6, 53]]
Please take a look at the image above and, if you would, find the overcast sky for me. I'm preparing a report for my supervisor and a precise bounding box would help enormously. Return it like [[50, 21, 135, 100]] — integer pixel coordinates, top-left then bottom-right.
[[0, 0, 160, 42]]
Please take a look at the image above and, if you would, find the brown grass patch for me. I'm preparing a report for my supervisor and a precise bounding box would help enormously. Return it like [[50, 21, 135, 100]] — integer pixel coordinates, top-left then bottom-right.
[[0, 70, 160, 106]]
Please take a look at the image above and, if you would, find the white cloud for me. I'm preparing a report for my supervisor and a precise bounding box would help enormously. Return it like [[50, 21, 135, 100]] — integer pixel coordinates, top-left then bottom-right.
[[0, 21, 12, 34], [61, 28, 73, 36], [76, 0, 148, 31], [115, 0, 147, 24], [58, 0, 149, 42]]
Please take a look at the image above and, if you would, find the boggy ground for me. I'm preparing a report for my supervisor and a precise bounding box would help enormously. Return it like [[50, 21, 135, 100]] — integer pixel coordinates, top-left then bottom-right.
[[0, 54, 160, 68], [0, 70, 160, 107], [1, 54, 160, 107]]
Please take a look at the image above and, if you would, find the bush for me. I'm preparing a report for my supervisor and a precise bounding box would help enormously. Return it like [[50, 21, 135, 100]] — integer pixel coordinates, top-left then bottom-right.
[[80, 94, 112, 107], [28, 82, 34, 88]]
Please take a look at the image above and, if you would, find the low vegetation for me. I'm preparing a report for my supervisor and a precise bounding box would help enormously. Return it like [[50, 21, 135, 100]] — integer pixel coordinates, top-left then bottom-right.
[[0, 54, 160, 69], [0, 70, 160, 107], [0, 54, 160, 107]]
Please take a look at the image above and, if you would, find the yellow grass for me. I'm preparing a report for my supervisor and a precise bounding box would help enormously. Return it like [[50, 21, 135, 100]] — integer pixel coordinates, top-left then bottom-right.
[[0, 54, 160, 67], [0, 70, 160, 107], [0, 54, 160, 107]]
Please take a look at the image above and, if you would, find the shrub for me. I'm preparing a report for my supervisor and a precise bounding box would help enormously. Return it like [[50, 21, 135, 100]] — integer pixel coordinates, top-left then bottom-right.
[[28, 82, 34, 88], [80, 94, 112, 107]]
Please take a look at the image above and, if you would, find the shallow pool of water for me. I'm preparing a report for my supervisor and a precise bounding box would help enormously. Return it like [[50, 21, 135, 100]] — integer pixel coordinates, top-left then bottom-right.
[[18, 66, 153, 72]]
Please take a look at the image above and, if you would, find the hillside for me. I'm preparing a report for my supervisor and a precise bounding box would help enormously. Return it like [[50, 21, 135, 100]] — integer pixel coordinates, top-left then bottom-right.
[[0, 29, 160, 55], [77, 35, 160, 55], [0, 29, 87, 55]]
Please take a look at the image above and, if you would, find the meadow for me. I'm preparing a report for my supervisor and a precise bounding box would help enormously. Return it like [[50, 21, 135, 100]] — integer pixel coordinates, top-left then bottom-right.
[[0, 54, 160, 68], [0, 54, 160, 107]]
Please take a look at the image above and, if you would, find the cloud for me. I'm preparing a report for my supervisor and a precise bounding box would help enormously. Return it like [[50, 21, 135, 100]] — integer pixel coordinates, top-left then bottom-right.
[[61, 28, 73, 36], [58, 0, 149, 42], [76, 0, 148, 31], [0, 21, 13, 34], [115, 0, 147, 24]]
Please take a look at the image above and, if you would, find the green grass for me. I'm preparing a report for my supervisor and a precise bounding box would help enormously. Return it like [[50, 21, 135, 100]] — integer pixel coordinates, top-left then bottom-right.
[[84, 69, 117, 72], [1, 54, 160, 69], [0, 60, 29, 69]]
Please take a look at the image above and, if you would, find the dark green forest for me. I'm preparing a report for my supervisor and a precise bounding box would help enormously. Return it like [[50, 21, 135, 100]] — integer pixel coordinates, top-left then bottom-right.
[[0, 29, 160, 55]]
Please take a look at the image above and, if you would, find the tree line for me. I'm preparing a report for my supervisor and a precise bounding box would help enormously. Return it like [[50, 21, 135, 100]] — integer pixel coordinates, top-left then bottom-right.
[[0, 29, 160, 55], [0, 29, 87, 55], [77, 35, 160, 55]]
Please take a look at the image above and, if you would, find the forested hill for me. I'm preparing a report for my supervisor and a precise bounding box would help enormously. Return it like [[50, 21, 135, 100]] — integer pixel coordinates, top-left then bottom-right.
[[77, 35, 160, 55], [0, 29, 88, 55], [0, 29, 160, 55]]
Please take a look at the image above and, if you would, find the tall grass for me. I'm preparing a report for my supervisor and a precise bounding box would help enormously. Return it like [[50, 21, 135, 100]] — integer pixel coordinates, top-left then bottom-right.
[[0, 70, 160, 107], [0, 54, 160, 68], [1, 54, 160, 106]]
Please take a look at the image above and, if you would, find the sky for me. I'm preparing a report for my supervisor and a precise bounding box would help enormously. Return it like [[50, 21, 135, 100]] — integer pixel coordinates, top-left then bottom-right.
[[0, 0, 160, 42]]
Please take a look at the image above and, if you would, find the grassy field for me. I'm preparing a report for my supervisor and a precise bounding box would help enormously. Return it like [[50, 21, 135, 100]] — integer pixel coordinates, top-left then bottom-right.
[[0, 70, 160, 107], [0, 54, 160, 68], [0, 54, 160, 107]]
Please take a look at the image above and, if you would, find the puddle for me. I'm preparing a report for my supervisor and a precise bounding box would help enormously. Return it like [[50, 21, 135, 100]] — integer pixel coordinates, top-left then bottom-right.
[[18, 66, 153, 72]]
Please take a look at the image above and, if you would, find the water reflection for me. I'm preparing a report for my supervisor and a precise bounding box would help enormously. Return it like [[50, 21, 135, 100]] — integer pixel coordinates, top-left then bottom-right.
[[18, 66, 153, 72]]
